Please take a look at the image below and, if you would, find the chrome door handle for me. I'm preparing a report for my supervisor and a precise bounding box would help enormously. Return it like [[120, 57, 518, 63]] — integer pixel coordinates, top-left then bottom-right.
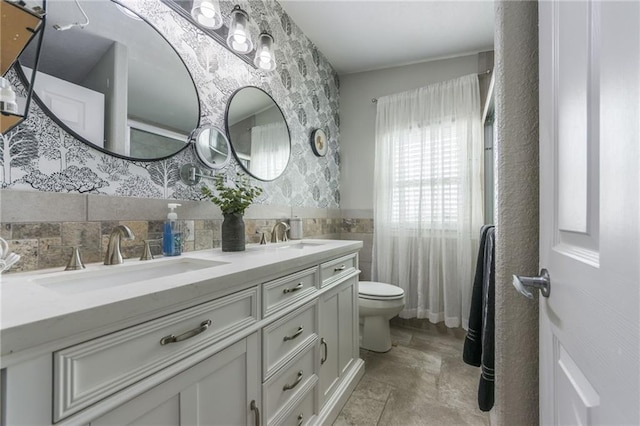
[[250, 400, 260, 426], [283, 326, 304, 341], [283, 283, 304, 294], [513, 269, 551, 299], [297, 413, 304, 426], [282, 370, 303, 391], [160, 319, 212, 345], [334, 264, 346, 272], [320, 338, 328, 364]]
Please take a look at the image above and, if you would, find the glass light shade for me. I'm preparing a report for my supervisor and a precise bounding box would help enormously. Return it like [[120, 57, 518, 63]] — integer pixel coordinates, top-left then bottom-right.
[[226, 5, 253, 54], [0, 77, 19, 115], [191, 0, 223, 29], [253, 32, 276, 71]]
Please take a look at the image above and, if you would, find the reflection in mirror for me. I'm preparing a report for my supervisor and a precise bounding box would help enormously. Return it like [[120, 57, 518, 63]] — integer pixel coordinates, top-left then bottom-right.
[[226, 87, 290, 181], [193, 126, 230, 169], [19, 0, 200, 160]]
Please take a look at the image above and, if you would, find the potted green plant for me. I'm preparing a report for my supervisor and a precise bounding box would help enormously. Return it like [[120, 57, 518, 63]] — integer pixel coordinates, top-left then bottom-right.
[[202, 173, 262, 252]]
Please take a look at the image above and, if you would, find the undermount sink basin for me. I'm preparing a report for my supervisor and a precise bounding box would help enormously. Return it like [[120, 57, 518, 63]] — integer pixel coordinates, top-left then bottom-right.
[[265, 241, 326, 250], [36, 258, 228, 295]]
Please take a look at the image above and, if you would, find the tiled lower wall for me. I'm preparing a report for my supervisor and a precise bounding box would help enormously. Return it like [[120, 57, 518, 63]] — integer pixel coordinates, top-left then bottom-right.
[[0, 190, 371, 274], [0, 218, 343, 273], [340, 220, 373, 281]]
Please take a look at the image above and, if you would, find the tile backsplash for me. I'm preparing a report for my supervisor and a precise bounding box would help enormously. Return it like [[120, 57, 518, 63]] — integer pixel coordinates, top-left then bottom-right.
[[0, 191, 371, 274], [1, 217, 343, 273]]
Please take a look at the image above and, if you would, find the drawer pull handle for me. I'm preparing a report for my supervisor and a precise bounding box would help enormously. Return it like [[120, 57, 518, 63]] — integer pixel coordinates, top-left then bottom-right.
[[297, 413, 304, 426], [250, 400, 260, 426], [283, 326, 304, 341], [334, 264, 346, 272], [321, 338, 328, 364], [160, 319, 212, 345], [283, 370, 304, 391], [283, 283, 304, 294]]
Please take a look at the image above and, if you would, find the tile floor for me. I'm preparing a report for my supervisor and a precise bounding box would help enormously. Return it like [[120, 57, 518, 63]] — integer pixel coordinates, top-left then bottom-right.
[[334, 321, 490, 426]]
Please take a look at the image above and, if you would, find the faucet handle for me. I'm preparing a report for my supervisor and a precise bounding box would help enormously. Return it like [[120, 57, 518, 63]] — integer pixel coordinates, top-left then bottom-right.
[[140, 239, 161, 261], [64, 246, 85, 271], [282, 223, 291, 242], [258, 231, 268, 245]]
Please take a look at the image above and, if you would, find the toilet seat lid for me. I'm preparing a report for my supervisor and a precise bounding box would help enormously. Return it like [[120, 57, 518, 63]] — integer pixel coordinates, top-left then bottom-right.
[[359, 281, 404, 300]]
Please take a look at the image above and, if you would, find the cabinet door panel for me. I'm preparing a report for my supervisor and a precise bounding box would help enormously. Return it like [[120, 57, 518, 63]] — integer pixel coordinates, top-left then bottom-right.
[[91, 334, 259, 426], [338, 277, 356, 375], [318, 276, 359, 409], [129, 395, 180, 426], [319, 290, 340, 405], [184, 351, 247, 425]]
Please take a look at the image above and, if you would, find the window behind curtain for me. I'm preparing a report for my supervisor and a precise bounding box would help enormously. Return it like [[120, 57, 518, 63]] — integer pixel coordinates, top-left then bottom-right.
[[390, 123, 459, 229]]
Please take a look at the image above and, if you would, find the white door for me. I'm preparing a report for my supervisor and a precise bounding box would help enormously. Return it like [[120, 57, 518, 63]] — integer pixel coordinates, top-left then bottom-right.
[[23, 67, 105, 147], [538, 1, 639, 424]]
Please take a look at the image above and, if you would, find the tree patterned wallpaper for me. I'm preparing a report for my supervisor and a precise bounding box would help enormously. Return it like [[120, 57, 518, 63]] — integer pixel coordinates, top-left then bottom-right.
[[1, 0, 341, 208]]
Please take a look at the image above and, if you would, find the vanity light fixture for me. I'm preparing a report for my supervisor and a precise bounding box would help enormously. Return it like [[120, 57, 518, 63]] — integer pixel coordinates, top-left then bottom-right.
[[254, 32, 276, 71], [191, 0, 222, 29], [161, 1, 277, 71], [226, 5, 253, 54]]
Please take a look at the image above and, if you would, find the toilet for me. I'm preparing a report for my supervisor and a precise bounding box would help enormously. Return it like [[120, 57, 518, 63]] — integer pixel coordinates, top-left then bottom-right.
[[358, 281, 405, 352]]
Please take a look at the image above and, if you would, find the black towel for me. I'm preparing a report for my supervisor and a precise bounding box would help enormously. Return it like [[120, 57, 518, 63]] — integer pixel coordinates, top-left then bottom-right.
[[478, 227, 495, 411], [463, 224, 493, 366], [462, 225, 495, 412]]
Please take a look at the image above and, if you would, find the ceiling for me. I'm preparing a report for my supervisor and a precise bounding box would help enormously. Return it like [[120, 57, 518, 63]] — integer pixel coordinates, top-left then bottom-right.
[[278, 0, 495, 75]]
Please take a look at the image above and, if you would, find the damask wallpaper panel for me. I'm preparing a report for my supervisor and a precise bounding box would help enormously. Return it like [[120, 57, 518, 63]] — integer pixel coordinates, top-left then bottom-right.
[[1, 0, 340, 209]]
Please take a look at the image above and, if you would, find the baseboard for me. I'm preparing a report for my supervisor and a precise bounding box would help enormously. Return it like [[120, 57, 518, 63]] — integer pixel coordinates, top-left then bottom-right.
[[314, 358, 365, 425]]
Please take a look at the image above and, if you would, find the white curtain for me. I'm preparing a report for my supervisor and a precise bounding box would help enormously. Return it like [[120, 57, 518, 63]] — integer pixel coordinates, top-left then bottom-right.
[[372, 74, 484, 329], [250, 122, 289, 178]]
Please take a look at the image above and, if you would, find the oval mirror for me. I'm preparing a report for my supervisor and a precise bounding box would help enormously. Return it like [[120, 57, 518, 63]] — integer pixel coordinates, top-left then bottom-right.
[[18, 0, 200, 161], [193, 126, 231, 169], [225, 87, 290, 181]]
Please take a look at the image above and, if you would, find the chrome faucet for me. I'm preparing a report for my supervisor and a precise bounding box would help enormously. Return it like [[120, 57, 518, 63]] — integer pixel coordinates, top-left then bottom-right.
[[271, 221, 290, 243], [104, 225, 135, 265]]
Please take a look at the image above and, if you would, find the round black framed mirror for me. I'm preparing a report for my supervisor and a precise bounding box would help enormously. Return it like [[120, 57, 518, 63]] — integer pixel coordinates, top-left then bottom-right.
[[17, 0, 200, 161], [225, 86, 290, 181]]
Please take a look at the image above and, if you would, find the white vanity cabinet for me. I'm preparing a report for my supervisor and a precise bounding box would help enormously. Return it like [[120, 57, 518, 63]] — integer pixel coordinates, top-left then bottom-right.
[[0, 241, 364, 426]]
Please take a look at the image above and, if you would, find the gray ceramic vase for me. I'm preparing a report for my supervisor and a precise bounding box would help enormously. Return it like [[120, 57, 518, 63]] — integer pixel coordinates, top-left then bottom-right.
[[222, 212, 245, 252]]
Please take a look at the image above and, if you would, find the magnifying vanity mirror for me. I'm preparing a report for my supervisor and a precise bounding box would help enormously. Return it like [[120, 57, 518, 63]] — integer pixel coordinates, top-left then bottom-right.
[[17, 0, 200, 161], [225, 86, 290, 181], [193, 126, 231, 169]]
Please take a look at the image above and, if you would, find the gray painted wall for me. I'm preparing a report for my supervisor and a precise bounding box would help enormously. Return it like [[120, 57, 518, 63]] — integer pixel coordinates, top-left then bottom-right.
[[493, 1, 539, 424], [339, 54, 489, 211]]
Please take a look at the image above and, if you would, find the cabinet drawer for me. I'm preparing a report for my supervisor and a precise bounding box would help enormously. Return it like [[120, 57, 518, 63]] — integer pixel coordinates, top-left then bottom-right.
[[277, 384, 317, 426], [320, 253, 357, 287], [263, 302, 317, 379], [264, 341, 318, 424], [263, 267, 318, 317], [53, 287, 258, 422]]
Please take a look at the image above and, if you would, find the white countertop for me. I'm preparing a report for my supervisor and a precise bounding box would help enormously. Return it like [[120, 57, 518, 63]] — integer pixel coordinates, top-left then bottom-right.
[[0, 239, 362, 361]]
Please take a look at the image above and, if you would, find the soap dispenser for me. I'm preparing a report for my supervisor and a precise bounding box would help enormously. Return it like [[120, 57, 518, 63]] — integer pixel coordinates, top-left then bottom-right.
[[163, 203, 182, 256]]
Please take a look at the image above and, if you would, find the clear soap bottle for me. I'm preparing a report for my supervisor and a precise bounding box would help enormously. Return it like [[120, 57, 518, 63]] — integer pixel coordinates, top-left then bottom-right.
[[163, 203, 182, 256]]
